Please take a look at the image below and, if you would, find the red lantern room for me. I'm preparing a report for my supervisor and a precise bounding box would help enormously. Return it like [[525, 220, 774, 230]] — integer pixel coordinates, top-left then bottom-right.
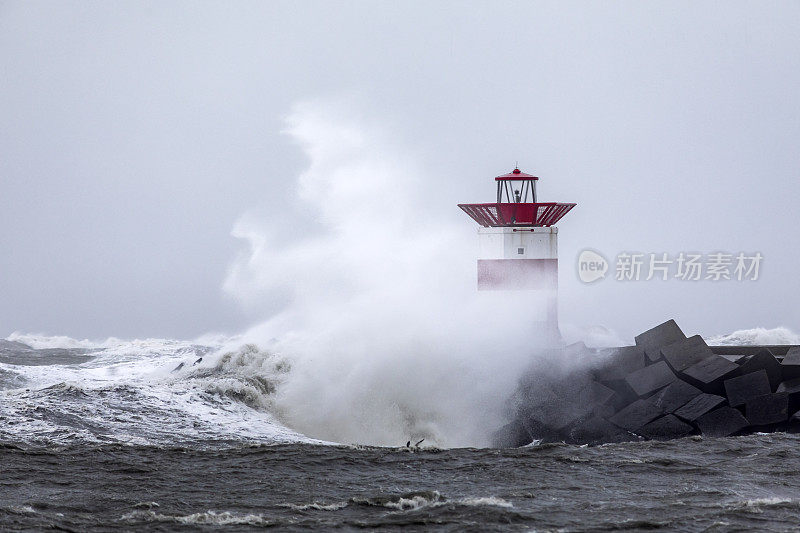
[[458, 168, 576, 227]]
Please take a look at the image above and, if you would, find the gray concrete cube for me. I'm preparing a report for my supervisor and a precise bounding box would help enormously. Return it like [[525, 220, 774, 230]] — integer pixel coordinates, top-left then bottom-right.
[[608, 397, 664, 431], [682, 356, 739, 394], [696, 407, 749, 437], [745, 392, 788, 426], [624, 361, 677, 397], [724, 370, 771, 407], [635, 319, 686, 362], [781, 347, 800, 380], [674, 393, 727, 422], [737, 349, 782, 391], [638, 414, 694, 440], [651, 380, 703, 413], [660, 335, 714, 372]]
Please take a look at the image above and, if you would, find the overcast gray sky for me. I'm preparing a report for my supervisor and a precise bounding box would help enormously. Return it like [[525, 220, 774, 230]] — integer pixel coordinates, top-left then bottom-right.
[[1, 1, 798, 340]]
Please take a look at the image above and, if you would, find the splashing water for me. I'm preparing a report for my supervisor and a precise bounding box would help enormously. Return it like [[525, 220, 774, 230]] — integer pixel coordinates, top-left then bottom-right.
[[705, 327, 800, 346], [221, 101, 559, 447]]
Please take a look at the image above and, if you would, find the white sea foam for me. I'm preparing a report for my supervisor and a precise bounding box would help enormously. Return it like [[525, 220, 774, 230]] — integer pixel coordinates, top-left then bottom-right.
[[458, 496, 513, 508], [2, 505, 37, 515], [121, 494, 510, 525], [121, 509, 272, 526], [0, 335, 319, 446], [743, 497, 794, 506], [6, 332, 97, 350], [705, 327, 800, 346], [6, 331, 240, 355], [350, 491, 512, 512], [728, 496, 800, 514], [382, 493, 444, 511], [281, 501, 349, 511]]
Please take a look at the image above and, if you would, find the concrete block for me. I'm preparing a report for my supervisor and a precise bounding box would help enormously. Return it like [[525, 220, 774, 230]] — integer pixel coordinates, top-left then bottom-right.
[[724, 370, 771, 407], [525, 400, 582, 432], [777, 378, 800, 414], [519, 412, 563, 442], [660, 335, 714, 372], [608, 397, 663, 431], [511, 377, 559, 413], [592, 402, 616, 419], [789, 411, 800, 432], [536, 376, 614, 429], [566, 416, 638, 445], [682, 355, 739, 394], [521, 373, 601, 432], [776, 378, 800, 395], [624, 361, 677, 397], [635, 319, 686, 362], [782, 346, 800, 363], [745, 392, 789, 426], [651, 380, 703, 413], [593, 346, 646, 382], [587, 380, 616, 406], [601, 380, 639, 411], [737, 349, 782, 391], [719, 353, 749, 364], [696, 406, 749, 438], [781, 347, 800, 380], [638, 414, 694, 440], [492, 420, 531, 447], [674, 393, 727, 422]]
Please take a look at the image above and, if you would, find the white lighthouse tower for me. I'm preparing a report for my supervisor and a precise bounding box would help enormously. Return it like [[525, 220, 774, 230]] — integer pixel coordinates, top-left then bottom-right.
[[458, 168, 576, 331]]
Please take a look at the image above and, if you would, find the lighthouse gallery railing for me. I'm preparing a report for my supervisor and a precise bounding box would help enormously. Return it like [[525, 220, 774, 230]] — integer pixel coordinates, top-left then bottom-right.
[[457, 202, 576, 227]]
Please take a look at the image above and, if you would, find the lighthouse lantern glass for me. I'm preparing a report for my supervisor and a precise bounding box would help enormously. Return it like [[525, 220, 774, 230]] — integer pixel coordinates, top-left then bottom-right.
[[497, 179, 537, 204]]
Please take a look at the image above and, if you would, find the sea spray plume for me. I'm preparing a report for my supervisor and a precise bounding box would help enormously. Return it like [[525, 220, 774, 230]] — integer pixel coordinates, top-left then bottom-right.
[[222, 101, 556, 447]]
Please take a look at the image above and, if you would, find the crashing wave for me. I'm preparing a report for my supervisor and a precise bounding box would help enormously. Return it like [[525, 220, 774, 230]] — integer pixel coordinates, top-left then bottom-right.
[[121, 509, 273, 526], [0, 335, 317, 447], [705, 327, 800, 346]]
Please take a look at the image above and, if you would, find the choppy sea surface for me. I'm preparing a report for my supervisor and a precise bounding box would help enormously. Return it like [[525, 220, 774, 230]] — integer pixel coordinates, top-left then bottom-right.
[[3, 333, 800, 531]]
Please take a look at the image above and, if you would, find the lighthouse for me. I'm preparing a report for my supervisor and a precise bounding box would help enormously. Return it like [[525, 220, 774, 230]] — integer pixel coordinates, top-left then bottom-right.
[[458, 168, 576, 330]]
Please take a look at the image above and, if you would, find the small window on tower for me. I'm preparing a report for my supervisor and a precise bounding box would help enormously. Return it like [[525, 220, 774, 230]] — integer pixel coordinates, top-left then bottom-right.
[[517, 247, 525, 255]]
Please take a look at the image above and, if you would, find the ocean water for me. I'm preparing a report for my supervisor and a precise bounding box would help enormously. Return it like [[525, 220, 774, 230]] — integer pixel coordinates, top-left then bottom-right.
[[3, 333, 800, 531]]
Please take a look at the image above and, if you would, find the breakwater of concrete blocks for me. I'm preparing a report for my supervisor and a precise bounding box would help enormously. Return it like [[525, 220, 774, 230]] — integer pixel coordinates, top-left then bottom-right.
[[494, 319, 800, 447]]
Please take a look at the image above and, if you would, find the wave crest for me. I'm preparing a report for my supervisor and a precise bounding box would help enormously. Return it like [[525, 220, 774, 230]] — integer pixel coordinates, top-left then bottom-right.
[[706, 327, 800, 346]]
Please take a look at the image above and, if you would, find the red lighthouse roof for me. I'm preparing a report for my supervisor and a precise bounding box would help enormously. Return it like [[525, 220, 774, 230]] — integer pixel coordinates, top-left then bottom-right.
[[458, 167, 576, 227], [495, 168, 539, 181]]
